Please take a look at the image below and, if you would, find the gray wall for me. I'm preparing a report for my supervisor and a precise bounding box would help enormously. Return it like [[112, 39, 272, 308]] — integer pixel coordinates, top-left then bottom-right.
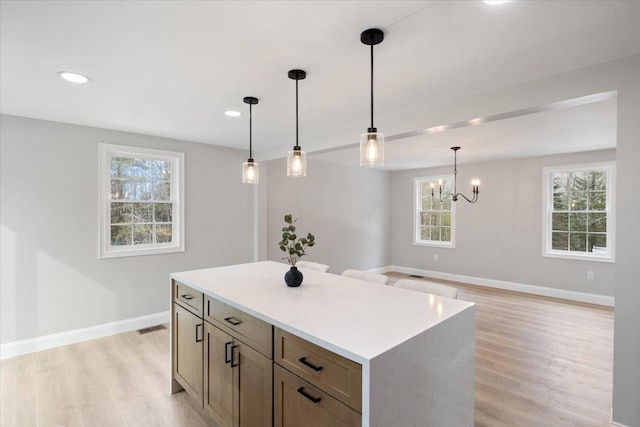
[[391, 149, 616, 297], [0, 115, 256, 344], [265, 158, 391, 275]]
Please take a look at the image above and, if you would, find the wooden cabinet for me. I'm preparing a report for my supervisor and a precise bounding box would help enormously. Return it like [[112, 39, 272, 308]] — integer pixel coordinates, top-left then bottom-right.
[[204, 322, 272, 427], [275, 328, 362, 413], [172, 302, 203, 401], [274, 365, 361, 427]]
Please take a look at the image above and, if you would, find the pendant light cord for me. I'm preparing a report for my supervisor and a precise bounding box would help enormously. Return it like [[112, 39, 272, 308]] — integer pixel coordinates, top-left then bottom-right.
[[370, 45, 374, 130], [249, 103, 253, 159], [295, 78, 299, 149]]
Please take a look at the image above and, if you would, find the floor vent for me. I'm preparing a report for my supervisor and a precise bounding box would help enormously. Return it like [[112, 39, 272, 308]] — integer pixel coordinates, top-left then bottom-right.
[[137, 324, 167, 335], [409, 274, 423, 278]]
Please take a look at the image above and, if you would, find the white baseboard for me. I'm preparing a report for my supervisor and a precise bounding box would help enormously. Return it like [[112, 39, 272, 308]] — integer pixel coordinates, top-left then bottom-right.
[[610, 421, 629, 427], [380, 265, 614, 307], [365, 266, 393, 274], [1, 311, 170, 360]]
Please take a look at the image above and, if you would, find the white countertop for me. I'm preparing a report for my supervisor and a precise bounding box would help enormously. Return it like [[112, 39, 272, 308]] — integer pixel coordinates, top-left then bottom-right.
[[172, 261, 474, 364]]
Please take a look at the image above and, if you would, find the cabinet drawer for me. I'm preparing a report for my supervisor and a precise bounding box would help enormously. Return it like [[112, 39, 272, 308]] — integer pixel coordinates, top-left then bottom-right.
[[274, 328, 362, 413], [173, 280, 203, 316], [205, 296, 272, 358], [274, 364, 361, 427]]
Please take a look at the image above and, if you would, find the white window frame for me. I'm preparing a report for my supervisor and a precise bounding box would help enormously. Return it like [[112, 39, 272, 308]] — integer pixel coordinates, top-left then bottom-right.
[[99, 143, 185, 258], [542, 161, 615, 263], [414, 175, 456, 248]]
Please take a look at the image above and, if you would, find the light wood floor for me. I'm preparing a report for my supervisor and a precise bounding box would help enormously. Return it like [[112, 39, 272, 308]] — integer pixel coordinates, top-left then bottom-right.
[[1, 278, 614, 427]]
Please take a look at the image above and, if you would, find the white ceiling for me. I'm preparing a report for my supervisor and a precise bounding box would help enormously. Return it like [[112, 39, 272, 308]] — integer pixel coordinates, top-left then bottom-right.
[[1, 1, 638, 169]]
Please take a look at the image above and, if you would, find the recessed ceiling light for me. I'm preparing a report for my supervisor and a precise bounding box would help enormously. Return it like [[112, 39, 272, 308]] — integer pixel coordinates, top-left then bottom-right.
[[225, 110, 242, 117], [483, 0, 510, 5], [59, 71, 91, 84]]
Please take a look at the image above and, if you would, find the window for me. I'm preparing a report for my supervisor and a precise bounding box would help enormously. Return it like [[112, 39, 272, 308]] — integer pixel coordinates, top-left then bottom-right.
[[414, 175, 455, 247], [543, 162, 615, 262], [99, 144, 184, 258]]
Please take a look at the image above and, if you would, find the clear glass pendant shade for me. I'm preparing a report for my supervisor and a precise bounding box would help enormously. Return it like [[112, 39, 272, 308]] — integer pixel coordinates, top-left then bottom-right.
[[242, 160, 259, 184], [359, 131, 384, 167], [287, 149, 306, 177]]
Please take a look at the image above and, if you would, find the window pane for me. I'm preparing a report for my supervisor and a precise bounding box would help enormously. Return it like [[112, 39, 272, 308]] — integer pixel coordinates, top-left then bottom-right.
[[153, 181, 170, 201], [431, 226, 441, 241], [420, 226, 430, 241], [152, 160, 171, 181], [569, 213, 587, 232], [131, 180, 152, 200], [132, 203, 153, 223], [441, 196, 452, 211], [553, 192, 568, 210], [422, 197, 431, 211], [569, 233, 587, 252], [589, 212, 607, 233], [553, 173, 569, 193], [442, 212, 451, 227], [588, 233, 607, 252], [155, 224, 173, 243], [589, 191, 606, 211], [131, 159, 151, 179], [110, 202, 132, 224], [154, 203, 173, 223], [441, 227, 451, 242], [111, 157, 131, 178], [111, 225, 132, 246], [552, 232, 568, 250], [552, 213, 569, 231], [111, 179, 131, 200], [570, 172, 588, 192], [569, 191, 587, 211], [430, 212, 440, 227], [587, 170, 606, 191], [133, 224, 153, 244]]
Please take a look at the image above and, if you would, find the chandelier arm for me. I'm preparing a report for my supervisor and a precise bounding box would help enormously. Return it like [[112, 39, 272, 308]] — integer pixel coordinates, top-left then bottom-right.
[[455, 192, 478, 204]]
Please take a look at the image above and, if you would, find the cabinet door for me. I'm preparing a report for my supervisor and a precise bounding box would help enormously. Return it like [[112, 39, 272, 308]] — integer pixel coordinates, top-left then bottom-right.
[[274, 365, 361, 427], [204, 322, 234, 427], [234, 341, 273, 427], [173, 303, 203, 401]]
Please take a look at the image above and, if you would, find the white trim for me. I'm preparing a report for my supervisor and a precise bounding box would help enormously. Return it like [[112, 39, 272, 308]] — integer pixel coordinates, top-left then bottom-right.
[[99, 143, 185, 259], [1, 311, 170, 360], [376, 265, 614, 307], [365, 266, 394, 274], [610, 421, 630, 427], [541, 161, 616, 262]]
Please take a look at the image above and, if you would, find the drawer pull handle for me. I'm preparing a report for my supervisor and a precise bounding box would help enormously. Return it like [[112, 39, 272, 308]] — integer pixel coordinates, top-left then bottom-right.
[[224, 341, 233, 364], [297, 387, 322, 403], [181, 294, 194, 301], [299, 357, 323, 372], [224, 317, 242, 326], [195, 324, 203, 343], [230, 345, 239, 368]]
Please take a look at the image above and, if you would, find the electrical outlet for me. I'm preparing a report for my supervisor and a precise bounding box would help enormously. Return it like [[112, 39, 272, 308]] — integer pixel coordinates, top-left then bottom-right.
[[434, 254, 439, 262], [587, 271, 594, 280]]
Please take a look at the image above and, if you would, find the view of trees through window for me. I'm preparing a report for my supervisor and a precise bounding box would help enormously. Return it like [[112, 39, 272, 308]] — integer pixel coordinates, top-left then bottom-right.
[[110, 157, 173, 246], [551, 169, 607, 253], [417, 178, 453, 244]]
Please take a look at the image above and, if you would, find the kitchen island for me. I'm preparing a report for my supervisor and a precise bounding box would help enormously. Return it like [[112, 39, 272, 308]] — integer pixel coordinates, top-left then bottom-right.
[[170, 261, 475, 426]]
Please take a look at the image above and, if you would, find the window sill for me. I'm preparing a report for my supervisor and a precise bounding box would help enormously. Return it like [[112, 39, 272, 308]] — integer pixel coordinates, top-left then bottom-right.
[[414, 241, 455, 249], [542, 251, 614, 263], [100, 245, 184, 259]]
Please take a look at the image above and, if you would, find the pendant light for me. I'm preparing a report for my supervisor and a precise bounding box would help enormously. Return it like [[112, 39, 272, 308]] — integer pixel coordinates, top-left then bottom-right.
[[360, 28, 385, 167], [287, 69, 307, 177], [242, 96, 259, 184]]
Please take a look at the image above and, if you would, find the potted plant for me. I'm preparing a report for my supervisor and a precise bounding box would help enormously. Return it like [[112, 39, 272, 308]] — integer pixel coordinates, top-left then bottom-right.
[[278, 214, 316, 287]]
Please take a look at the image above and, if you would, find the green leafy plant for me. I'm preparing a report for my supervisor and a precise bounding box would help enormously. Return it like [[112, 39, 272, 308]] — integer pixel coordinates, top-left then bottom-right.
[[278, 214, 316, 266]]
